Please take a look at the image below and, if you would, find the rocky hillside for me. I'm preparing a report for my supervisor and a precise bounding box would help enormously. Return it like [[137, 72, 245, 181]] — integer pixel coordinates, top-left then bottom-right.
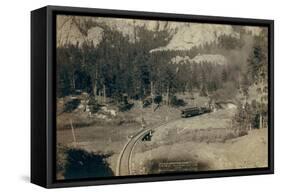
[[57, 15, 263, 51]]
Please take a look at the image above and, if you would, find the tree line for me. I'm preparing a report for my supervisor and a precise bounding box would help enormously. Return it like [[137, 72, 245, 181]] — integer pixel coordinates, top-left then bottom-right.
[[233, 28, 268, 130], [57, 21, 268, 120]]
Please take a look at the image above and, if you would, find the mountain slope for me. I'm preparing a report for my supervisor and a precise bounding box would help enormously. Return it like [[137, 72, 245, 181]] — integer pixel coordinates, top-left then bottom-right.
[[57, 15, 264, 54]]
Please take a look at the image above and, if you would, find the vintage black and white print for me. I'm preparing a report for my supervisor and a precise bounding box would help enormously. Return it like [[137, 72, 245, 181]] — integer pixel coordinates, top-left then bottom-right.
[[56, 15, 269, 180]]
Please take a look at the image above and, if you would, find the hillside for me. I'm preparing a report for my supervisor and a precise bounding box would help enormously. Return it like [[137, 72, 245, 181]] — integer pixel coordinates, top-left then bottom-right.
[[57, 15, 262, 51]]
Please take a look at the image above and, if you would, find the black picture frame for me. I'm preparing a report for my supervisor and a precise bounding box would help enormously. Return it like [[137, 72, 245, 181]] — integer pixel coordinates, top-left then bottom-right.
[[31, 5, 274, 188]]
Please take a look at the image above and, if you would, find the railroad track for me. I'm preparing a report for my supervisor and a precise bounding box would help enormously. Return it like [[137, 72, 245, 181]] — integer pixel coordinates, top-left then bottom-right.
[[116, 118, 181, 176]]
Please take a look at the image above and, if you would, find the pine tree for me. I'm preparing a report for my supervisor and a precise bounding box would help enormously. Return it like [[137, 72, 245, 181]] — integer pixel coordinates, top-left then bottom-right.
[[247, 29, 268, 129]]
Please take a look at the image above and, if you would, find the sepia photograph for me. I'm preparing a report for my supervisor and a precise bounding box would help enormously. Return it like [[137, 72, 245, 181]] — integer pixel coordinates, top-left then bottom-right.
[[55, 14, 269, 180]]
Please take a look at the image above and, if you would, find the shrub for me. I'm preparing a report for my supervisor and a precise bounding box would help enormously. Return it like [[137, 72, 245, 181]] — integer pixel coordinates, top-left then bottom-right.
[[118, 102, 134, 112], [238, 130, 248, 137], [143, 97, 152, 108], [221, 132, 237, 143], [64, 99, 80, 112], [153, 95, 162, 105], [88, 96, 100, 113], [170, 96, 186, 107]]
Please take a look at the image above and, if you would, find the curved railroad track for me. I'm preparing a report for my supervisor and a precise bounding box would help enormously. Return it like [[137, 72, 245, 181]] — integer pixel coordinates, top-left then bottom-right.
[[116, 118, 181, 176]]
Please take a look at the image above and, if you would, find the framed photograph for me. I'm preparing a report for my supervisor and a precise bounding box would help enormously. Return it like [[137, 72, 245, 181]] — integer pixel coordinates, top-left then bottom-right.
[[31, 5, 274, 188]]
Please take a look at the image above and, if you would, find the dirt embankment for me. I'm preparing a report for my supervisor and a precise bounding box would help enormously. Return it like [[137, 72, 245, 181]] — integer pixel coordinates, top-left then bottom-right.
[[132, 128, 267, 174], [131, 107, 267, 174]]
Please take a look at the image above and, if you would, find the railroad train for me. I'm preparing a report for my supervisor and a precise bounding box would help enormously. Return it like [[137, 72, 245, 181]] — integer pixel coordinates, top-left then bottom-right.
[[142, 130, 153, 141], [181, 106, 211, 118]]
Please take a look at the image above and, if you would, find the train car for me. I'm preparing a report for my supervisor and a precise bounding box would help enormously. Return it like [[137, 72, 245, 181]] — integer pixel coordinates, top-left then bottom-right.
[[142, 130, 153, 141], [181, 107, 211, 118]]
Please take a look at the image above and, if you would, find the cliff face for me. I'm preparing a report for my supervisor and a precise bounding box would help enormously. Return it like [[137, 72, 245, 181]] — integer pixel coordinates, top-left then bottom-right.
[[56, 16, 176, 47], [56, 15, 266, 73], [56, 15, 263, 49], [150, 23, 240, 52]]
